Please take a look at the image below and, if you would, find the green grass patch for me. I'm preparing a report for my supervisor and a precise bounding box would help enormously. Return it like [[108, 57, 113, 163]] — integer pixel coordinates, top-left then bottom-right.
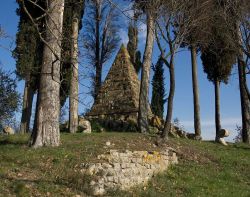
[[0, 133, 249, 196]]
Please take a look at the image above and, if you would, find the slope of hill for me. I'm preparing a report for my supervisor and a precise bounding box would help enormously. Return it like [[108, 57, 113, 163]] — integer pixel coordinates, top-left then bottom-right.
[[0, 132, 249, 196]]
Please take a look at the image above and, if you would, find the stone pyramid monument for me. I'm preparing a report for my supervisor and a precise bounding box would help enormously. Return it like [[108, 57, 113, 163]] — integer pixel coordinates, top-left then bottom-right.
[[87, 44, 140, 125]]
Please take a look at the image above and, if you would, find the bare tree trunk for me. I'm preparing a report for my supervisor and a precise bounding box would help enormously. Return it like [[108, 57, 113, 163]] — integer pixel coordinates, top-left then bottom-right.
[[94, 0, 101, 100], [214, 80, 221, 141], [138, 13, 155, 133], [31, 0, 64, 148], [238, 57, 250, 143], [162, 57, 175, 139], [20, 80, 34, 134], [30, 90, 39, 145], [69, 15, 79, 133], [190, 45, 201, 138]]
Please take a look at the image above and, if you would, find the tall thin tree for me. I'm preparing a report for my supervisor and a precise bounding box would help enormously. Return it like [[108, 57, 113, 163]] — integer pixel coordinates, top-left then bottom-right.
[[135, 0, 162, 133], [155, 0, 192, 139], [83, 0, 120, 100], [69, 0, 85, 133], [201, 37, 236, 141], [201, 0, 239, 142]]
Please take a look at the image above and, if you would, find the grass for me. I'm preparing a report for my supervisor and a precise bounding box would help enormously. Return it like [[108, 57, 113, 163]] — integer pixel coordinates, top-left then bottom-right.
[[0, 132, 249, 196]]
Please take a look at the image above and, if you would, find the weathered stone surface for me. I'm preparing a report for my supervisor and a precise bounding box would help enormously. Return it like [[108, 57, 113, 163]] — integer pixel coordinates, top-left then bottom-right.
[[2, 126, 15, 135], [218, 138, 228, 146], [78, 117, 91, 133], [217, 128, 230, 146], [80, 148, 178, 196], [219, 129, 230, 138], [150, 116, 164, 130], [186, 133, 202, 141], [87, 45, 140, 122], [86, 45, 153, 130]]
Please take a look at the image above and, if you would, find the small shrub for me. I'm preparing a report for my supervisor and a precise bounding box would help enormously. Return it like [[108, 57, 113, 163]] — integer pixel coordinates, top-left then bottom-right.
[[234, 125, 242, 143]]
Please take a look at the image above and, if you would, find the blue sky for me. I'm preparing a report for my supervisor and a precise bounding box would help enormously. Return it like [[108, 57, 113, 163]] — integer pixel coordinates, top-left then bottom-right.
[[0, 0, 247, 141]]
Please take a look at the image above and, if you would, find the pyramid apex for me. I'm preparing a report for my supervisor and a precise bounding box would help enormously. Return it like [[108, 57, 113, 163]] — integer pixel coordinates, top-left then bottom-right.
[[118, 43, 130, 57], [121, 43, 126, 49]]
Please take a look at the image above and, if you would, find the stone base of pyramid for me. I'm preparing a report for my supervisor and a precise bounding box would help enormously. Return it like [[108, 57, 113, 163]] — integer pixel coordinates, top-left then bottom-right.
[[86, 112, 138, 132]]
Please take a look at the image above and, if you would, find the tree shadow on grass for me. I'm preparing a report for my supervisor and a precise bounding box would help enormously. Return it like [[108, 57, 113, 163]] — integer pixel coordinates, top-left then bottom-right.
[[232, 144, 250, 150], [0, 139, 28, 146]]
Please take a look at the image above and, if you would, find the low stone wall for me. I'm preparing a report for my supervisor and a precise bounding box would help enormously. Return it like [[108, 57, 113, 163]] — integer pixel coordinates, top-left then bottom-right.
[[80, 148, 178, 196]]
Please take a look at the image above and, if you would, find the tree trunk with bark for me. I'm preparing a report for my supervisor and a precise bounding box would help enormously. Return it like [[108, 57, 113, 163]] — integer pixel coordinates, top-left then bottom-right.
[[214, 80, 221, 141], [31, 0, 64, 148], [190, 45, 201, 138], [20, 79, 34, 134], [138, 13, 155, 133], [94, 1, 101, 100], [162, 57, 175, 139], [238, 57, 250, 143], [69, 15, 79, 133]]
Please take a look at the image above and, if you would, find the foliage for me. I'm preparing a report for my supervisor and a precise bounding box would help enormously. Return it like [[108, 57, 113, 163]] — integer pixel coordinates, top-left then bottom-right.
[[0, 69, 20, 125], [12, 0, 44, 91], [151, 58, 166, 119], [201, 1, 238, 84], [201, 35, 236, 84], [60, 0, 85, 107]]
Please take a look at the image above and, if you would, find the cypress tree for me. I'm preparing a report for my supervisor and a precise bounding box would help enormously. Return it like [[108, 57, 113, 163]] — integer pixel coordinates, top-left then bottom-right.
[[60, 0, 85, 132], [151, 58, 166, 119], [13, 0, 44, 133]]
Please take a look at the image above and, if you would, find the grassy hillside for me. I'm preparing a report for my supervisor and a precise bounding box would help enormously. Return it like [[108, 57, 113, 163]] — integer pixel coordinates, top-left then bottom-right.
[[0, 132, 249, 197]]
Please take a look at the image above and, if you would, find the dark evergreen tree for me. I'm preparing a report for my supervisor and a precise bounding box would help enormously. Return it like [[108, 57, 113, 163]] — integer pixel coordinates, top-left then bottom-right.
[[60, 0, 85, 107], [13, 0, 44, 133], [151, 58, 166, 119], [201, 28, 237, 141], [14, 0, 45, 84]]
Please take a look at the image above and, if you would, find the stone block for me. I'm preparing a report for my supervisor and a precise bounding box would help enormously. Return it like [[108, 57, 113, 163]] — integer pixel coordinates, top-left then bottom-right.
[[107, 176, 114, 182], [80, 147, 178, 196]]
